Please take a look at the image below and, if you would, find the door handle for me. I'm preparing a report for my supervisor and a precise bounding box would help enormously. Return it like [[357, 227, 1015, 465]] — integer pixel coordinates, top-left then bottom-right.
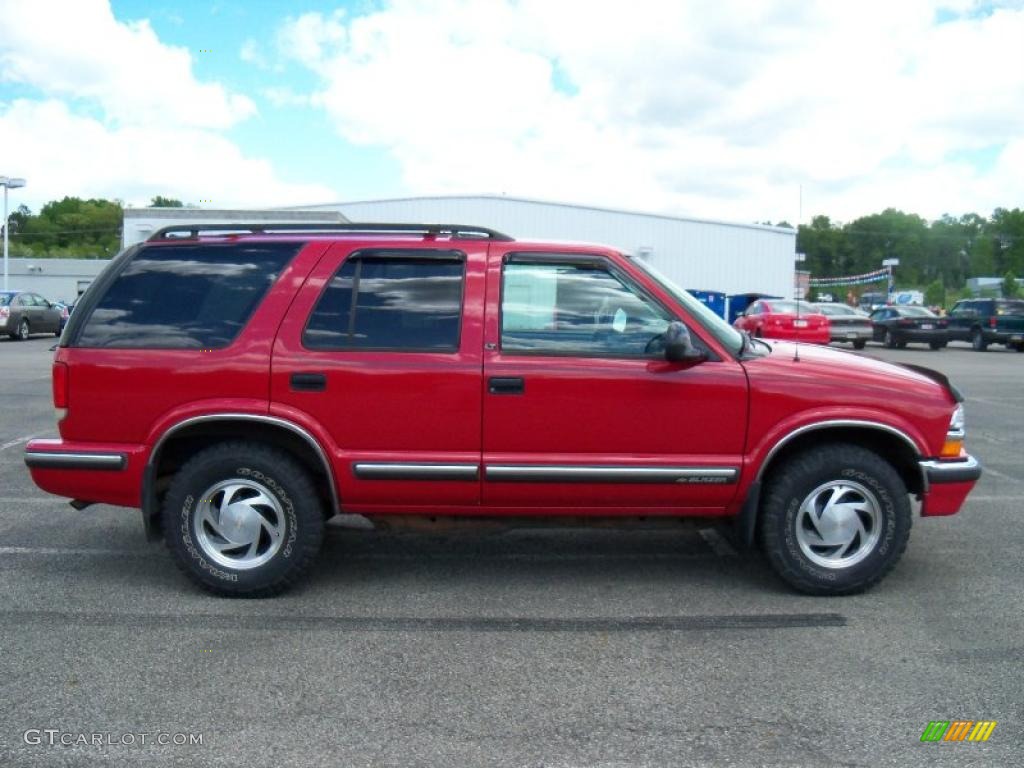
[[488, 376, 525, 395], [290, 372, 327, 392]]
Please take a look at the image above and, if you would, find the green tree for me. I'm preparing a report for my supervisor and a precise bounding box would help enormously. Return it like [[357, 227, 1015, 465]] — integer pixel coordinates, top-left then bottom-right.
[[924, 280, 945, 307], [150, 195, 183, 207], [1003, 271, 1021, 298]]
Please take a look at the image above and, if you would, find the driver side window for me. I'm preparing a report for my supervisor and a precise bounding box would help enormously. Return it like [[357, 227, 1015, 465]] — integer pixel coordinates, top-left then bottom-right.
[[501, 260, 671, 358]]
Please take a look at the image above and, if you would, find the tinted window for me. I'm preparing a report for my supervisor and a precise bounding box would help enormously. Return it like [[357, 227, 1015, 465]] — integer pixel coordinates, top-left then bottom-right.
[[996, 300, 1024, 316], [77, 243, 300, 349], [304, 253, 464, 351], [0, 292, 12, 306], [896, 306, 934, 317], [501, 261, 671, 357]]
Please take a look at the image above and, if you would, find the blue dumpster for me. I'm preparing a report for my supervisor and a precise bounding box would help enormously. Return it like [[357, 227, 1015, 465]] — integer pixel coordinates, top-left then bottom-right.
[[686, 289, 727, 319]]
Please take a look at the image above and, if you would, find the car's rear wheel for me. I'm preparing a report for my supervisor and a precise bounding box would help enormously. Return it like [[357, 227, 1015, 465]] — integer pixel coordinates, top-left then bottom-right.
[[759, 444, 911, 595], [162, 442, 324, 597], [884, 329, 898, 349], [971, 329, 988, 351], [15, 319, 30, 341], [852, 339, 867, 350], [929, 341, 945, 350]]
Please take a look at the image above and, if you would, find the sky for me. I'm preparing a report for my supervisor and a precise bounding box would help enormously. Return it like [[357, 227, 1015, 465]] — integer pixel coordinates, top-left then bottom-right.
[[0, 0, 1022, 225]]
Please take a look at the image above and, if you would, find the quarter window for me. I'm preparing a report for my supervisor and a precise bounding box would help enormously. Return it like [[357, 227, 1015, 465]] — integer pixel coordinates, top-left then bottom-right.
[[304, 253, 464, 351], [76, 243, 300, 349], [501, 261, 671, 357]]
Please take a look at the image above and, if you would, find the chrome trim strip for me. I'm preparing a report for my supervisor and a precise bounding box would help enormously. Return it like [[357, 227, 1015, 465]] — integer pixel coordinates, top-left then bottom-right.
[[353, 463, 480, 481], [25, 451, 126, 471], [920, 455, 981, 484], [485, 465, 738, 484], [149, 414, 341, 515], [755, 420, 924, 487]]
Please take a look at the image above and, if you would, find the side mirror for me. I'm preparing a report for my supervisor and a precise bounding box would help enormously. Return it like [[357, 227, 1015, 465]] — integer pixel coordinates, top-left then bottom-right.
[[663, 321, 706, 364]]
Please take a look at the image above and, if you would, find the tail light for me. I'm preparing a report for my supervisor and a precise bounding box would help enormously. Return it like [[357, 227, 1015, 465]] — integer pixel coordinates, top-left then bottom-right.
[[0, 306, 8, 321], [989, 317, 997, 328], [53, 361, 69, 421], [898, 319, 914, 326], [938, 319, 948, 327]]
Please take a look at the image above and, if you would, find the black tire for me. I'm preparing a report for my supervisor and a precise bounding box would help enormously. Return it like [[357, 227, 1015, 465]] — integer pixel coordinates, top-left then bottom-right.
[[16, 319, 30, 341], [884, 329, 898, 349], [758, 443, 911, 596], [928, 341, 943, 350], [971, 329, 987, 351], [162, 442, 325, 597], [852, 339, 867, 350]]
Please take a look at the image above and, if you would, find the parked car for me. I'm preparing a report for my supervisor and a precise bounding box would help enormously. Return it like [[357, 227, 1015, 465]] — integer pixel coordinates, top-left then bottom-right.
[[733, 299, 830, 344], [25, 223, 980, 597], [858, 291, 888, 312], [52, 301, 75, 332], [946, 298, 1024, 351], [869, 306, 949, 349], [0, 290, 63, 340], [813, 302, 872, 349]]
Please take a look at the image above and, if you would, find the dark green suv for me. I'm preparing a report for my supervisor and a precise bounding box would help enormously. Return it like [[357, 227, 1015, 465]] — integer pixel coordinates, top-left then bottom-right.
[[947, 298, 1024, 351]]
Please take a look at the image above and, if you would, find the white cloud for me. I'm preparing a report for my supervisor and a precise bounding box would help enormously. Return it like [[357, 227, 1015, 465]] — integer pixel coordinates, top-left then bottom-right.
[[0, 1, 336, 209], [279, 0, 1024, 222], [0, 0, 255, 129], [0, 99, 335, 208]]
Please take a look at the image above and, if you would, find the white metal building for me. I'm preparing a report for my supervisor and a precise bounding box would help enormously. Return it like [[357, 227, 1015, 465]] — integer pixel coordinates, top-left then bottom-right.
[[121, 207, 349, 249], [120, 197, 796, 298], [292, 195, 797, 298]]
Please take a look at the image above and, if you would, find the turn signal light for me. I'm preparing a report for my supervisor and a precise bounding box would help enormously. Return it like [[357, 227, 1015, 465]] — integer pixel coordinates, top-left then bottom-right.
[[940, 437, 964, 458]]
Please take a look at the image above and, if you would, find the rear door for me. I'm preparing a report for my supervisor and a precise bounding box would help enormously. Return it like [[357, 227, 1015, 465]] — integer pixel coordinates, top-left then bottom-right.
[[480, 248, 747, 513], [271, 242, 486, 511]]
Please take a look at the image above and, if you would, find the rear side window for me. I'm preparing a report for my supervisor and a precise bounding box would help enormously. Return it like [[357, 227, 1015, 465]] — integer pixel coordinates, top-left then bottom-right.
[[76, 243, 300, 349], [303, 252, 464, 351]]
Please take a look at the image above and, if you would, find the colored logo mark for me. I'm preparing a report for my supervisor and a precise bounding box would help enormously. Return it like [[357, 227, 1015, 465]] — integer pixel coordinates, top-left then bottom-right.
[[920, 720, 997, 742]]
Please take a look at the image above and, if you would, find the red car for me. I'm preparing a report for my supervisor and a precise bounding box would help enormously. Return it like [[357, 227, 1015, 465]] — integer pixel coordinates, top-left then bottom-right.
[[26, 223, 980, 597], [734, 299, 830, 344]]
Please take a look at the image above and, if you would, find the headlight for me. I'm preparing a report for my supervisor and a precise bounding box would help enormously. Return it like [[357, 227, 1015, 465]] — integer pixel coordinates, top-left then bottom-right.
[[950, 404, 965, 435]]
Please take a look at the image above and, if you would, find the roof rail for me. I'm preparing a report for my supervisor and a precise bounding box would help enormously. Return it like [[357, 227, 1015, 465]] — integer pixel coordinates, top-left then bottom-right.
[[147, 222, 515, 242]]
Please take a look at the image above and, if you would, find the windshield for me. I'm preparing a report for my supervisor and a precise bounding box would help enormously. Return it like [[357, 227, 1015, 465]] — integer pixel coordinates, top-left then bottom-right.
[[816, 303, 861, 317], [629, 257, 744, 355], [0, 292, 14, 307]]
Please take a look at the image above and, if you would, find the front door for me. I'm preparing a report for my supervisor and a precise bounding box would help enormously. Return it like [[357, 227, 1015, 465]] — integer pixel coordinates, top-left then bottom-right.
[[272, 242, 486, 511], [481, 248, 748, 513]]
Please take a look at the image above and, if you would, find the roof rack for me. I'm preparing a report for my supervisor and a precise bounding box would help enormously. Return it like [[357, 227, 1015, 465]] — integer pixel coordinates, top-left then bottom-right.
[[147, 222, 515, 242]]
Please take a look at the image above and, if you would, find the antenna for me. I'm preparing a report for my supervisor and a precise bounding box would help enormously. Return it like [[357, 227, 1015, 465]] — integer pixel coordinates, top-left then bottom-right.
[[794, 252, 806, 362], [793, 185, 804, 362]]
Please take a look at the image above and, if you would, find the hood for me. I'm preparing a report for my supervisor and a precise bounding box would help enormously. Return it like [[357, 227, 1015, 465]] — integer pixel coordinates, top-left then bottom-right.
[[748, 340, 954, 401]]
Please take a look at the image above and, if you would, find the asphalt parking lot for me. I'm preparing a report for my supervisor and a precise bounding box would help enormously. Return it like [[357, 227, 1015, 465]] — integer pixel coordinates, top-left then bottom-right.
[[0, 335, 1021, 767]]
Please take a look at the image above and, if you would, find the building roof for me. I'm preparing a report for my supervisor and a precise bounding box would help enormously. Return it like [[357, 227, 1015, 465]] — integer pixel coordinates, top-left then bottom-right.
[[285, 194, 795, 236]]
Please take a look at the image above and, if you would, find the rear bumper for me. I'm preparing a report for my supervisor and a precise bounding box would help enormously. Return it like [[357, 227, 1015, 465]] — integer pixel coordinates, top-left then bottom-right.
[[24, 438, 146, 508], [829, 327, 872, 341], [896, 329, 949, 343], [919, 454, 981, 516]]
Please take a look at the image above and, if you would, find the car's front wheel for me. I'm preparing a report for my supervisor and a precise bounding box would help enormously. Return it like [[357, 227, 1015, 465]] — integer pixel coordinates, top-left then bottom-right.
[[14, 319, 30, 341], [162, 442, 325, 597], [759, 444, 911, 595]]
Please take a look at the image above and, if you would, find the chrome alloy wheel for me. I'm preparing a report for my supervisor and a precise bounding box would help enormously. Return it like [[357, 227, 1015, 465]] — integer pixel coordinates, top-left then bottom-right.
[[795, 480, 882, 569], [193, 479, 286, 570]]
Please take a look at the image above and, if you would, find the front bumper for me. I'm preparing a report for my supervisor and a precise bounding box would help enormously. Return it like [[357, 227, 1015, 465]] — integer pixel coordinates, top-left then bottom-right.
[[919, 454, 982, 516]]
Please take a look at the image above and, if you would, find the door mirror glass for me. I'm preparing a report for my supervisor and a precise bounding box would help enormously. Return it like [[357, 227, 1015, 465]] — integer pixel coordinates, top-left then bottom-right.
[[663, 321, 706, 363]]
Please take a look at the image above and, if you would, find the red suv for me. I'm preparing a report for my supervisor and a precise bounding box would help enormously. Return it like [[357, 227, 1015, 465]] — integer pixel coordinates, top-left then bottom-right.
[[25, 223, 981, 597]]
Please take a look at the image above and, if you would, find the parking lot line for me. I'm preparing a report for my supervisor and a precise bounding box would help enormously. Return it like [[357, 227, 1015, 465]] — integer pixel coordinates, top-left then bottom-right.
[[0, 435, 35, 451]]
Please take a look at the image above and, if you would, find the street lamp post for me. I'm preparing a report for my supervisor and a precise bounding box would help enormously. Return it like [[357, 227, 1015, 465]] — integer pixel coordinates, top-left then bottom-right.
[[882, 257, 900, 299], [1, 176, 27, 291]]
